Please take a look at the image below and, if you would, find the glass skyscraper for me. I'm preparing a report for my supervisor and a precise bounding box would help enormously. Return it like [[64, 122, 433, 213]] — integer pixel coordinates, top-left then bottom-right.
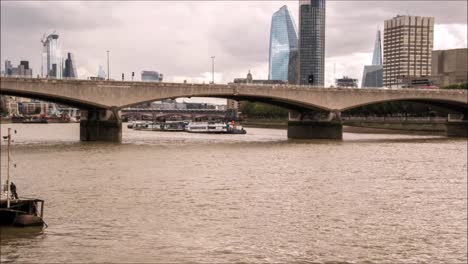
[[298, 0, 326, 86], [371, 29, 382, 66], [362, 29, 384, 88], [41, 33, 62, 78], [268, 5, 298, 83], [63, 52, 77, 79]]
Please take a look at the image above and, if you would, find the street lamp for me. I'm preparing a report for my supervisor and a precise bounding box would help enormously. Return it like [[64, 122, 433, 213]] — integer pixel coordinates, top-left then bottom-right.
[[210, 56, 215, 84], [107, 50, 110, 81]]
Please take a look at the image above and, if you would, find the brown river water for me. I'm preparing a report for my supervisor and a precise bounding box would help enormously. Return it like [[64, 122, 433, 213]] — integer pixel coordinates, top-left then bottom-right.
[[0, 123, 466, 263]]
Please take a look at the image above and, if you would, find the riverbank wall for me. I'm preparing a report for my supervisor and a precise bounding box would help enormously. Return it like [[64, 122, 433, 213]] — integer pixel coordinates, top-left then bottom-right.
[[241, 118, 448, 136]]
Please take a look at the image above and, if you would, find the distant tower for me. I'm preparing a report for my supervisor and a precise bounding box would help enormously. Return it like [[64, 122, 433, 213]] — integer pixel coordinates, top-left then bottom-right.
[[246, 70, 253, 83], [97, 65, 106, 80], [362, 28, 384, 88], [41, 33, 62, 78], [4, 60, 13, 76], [268, 5, 298, 83], [372, 28, 382, 66], [63, 52, 77, 79], [298, 0, 326, 86]]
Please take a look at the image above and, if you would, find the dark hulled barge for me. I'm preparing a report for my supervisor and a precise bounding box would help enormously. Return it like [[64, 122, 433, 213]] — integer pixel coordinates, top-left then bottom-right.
[[1, 128, 46, 228], [0, 198, 45, 227]]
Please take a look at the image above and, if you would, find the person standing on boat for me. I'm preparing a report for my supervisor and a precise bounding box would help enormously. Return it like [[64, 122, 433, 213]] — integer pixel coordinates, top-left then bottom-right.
[[10, 182, 18, 199]]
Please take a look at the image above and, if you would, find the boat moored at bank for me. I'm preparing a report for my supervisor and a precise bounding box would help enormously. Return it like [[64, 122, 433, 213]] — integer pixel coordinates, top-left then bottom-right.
[[0, 128, 46, 228]]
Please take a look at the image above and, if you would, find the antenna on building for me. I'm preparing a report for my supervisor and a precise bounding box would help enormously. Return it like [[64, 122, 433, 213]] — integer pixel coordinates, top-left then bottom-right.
[[40, 33, 47, 46], [40, 33, 47, 78]]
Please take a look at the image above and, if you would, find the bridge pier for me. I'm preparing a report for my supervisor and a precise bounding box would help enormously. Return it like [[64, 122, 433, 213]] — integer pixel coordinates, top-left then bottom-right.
[[446, 121, 468, 138], [287, 111, 343, 140], [80, 108, 122, 142]]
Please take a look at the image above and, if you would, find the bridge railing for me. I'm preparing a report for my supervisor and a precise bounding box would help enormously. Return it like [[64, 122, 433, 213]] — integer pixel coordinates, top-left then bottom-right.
[[4, 76, 468, 94]]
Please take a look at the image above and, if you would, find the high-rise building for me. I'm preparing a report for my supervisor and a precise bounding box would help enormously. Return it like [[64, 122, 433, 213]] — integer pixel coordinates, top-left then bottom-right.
[[41, 33, 63, 78], [268, 5, 298, 83], [20, 61, 29, 70], [141, 71, 163, 82], [431, 48, 468, 87], [383, 15, 434, 88], [4, 60, 32, 78], [362, 29, 384, 88], [4, 60, 12, 76], [298, 0, 326, 86], [362, 65, 383, 88], [371, 29, 382, 66], [97, 66, 106, 80], [63, 52, 77, 79]]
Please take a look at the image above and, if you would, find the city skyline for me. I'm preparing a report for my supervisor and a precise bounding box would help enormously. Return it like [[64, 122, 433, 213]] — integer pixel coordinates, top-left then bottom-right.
[[1, 1, 467, 88]]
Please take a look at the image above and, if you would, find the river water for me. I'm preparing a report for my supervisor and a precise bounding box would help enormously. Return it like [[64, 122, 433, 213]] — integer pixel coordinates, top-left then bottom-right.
[[0, 123, 466, 263]]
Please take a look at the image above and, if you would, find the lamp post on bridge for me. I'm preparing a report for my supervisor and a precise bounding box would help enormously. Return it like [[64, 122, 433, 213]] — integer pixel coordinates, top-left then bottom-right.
[[210, 56, 215, 84], [107, 50, 110, 81]]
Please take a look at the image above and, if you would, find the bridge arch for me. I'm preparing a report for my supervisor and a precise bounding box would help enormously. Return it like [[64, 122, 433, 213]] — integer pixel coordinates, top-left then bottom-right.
[[1, 88, 107, 110], [120, 94, 331, 113]]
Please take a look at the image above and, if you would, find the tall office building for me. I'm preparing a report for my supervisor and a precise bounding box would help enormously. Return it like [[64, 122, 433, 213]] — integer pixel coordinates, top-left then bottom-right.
[[97, 65, 106, 80], [63, 52, 77, 78], [383, 15, 434, 87], [362, 29, 384, 88], [4, 60, 12, 76], [4, 60, 32, 77], [41, 33, 63, 78], [371, 29, 382, 65], [298, 0, 326, 86], [268, 5, 298, 83]]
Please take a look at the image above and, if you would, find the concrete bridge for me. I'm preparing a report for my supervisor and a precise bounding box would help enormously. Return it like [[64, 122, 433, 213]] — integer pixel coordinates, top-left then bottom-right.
[[1, 77, 467, 141]]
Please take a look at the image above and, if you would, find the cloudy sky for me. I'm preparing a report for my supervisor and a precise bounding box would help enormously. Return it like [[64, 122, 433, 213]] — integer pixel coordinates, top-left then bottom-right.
[[1, 1, 467, 89]]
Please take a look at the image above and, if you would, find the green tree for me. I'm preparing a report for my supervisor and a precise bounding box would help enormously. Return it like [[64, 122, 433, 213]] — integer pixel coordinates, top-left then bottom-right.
[[240, 101, 288, 118], [442, 83, 468, 90]]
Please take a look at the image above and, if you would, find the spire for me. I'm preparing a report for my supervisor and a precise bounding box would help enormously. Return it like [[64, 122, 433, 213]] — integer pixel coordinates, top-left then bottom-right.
[[371, 28, 382, 65]]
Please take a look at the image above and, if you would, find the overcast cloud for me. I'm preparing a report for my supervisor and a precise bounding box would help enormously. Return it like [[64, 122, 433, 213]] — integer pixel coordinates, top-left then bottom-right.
[[1, 1, 467, 94]]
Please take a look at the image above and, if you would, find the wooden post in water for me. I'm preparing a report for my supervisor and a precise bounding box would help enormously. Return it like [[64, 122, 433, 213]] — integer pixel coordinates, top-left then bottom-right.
[[6, 128, 11, 208]]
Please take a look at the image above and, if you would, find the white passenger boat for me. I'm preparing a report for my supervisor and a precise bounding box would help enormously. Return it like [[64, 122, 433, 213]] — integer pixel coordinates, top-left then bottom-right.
[[186, 121, 247, 134], [127, 120, 148, 129], [185, 121, 228, 133], [160, 121, 186, 131], [133, 121, 160, 131], [133, 121, 186, 131]]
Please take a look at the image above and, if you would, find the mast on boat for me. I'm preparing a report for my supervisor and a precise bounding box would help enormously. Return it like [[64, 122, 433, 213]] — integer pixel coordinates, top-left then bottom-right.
[[6, 128, 12, 208]]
